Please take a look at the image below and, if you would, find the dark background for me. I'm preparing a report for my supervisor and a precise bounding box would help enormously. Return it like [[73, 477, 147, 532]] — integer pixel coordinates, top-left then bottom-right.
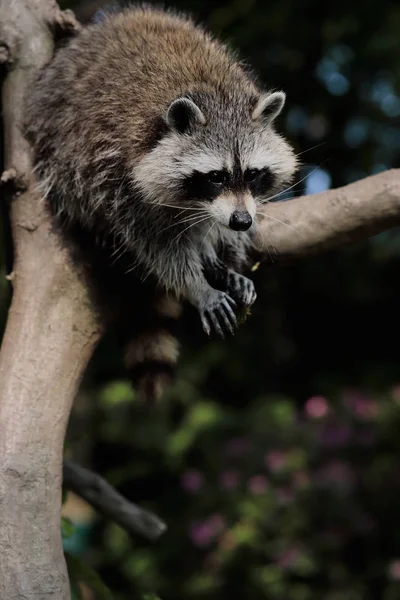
[[2, 0, 400, 598]]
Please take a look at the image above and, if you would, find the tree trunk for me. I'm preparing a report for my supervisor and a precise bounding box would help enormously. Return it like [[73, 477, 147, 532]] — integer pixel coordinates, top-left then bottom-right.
[[0, 1, 100, 598]]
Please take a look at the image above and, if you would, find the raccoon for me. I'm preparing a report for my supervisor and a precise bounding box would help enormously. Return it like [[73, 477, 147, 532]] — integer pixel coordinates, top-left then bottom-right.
[[24, 5, 298, 401]]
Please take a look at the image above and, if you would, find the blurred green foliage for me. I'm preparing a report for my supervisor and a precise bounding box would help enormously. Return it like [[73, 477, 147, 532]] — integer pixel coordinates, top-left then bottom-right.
[[2, 0, 400, 598], [76, 379, 400, 600]]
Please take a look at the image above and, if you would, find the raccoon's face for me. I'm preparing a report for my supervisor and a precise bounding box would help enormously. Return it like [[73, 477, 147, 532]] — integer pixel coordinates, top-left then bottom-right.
[[134, 91, 298, 232]]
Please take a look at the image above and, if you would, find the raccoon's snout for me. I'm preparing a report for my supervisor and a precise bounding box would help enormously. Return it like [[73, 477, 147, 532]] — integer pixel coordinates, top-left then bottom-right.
[[229, 210, 252, 231]]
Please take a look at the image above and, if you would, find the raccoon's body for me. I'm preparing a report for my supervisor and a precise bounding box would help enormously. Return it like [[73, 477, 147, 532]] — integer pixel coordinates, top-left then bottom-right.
[[24, 5, 298, 401]]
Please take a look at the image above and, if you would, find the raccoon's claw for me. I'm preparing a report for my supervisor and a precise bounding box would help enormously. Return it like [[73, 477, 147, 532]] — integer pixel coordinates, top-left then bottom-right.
[[199, 290, 237, 338], [227, 272, 257, 308]]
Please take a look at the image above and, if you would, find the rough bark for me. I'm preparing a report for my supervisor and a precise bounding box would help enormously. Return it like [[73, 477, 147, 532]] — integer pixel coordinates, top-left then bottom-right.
[[0, 1, 100, 599], [0, 0, 400, 597]]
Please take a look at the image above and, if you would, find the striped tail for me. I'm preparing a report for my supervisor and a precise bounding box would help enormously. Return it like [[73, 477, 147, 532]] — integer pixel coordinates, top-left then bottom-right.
[[123, 292, 182, 403]]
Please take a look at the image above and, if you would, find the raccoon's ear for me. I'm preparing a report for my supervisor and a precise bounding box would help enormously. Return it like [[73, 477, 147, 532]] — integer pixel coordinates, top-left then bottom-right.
[[252, 91, 286, 123], [166, 98, 206, 133]]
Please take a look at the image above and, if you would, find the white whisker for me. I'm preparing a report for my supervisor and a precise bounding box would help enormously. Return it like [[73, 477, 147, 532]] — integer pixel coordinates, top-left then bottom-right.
[[169, 215, 212, 246], [158, 211, 210, 234], [145, 201, 204, 212], [256, 211, 305, 238], [201, 219, 218, 249], [261, 162, 328, 204], [295, 142, 326, 157]]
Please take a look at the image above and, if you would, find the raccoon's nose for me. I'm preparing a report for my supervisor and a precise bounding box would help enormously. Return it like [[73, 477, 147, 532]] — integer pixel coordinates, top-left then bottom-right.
[[229, 210, 252, 231]]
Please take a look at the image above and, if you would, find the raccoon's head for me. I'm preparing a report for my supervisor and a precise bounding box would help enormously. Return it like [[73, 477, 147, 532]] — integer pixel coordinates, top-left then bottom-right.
[[133, 90, 298, 232]]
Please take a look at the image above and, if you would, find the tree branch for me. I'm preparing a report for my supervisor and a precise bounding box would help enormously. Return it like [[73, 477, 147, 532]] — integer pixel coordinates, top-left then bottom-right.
[[256, 169, 400, 264], [0, 1, 101, 598], [63, 460, 167, 542]]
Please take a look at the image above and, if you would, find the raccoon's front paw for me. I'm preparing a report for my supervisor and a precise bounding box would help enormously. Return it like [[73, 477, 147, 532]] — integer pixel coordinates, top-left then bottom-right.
[[227, 272, 257, 308], [199, 290, 237, 338]]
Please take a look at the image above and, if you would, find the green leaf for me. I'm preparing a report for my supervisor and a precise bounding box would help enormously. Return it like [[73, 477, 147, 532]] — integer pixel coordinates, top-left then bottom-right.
[[166, 427, 195, 459], [142, 595, 162, 600], [252, 565, 282, 586], [188, 401, 222, 429], [99, 380, 134, 408], [61, 517, 75, 540], [66, 554, 113, 600], [166, 402, 222, 460]]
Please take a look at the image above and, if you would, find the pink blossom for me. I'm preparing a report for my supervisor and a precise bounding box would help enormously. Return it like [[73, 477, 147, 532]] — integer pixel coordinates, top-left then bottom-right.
[[343, 390, 378, 420], [181, 470, 204, 493], [189, 514, 226, 549], [219, 469, 239, 491], [248, 475, 269, 495], [189, 521, 214, 549], [265, 450, 287, 473], [304, 395, 329, 418], [354, 399, 378, 420], [388, 560, 400, 580]]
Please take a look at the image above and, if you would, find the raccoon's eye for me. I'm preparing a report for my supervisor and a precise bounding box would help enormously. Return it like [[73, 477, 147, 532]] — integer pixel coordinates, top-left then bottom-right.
[[207, 171, 226, 185], [247, 167, 275, 198], [244, 169, 259, 183]]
